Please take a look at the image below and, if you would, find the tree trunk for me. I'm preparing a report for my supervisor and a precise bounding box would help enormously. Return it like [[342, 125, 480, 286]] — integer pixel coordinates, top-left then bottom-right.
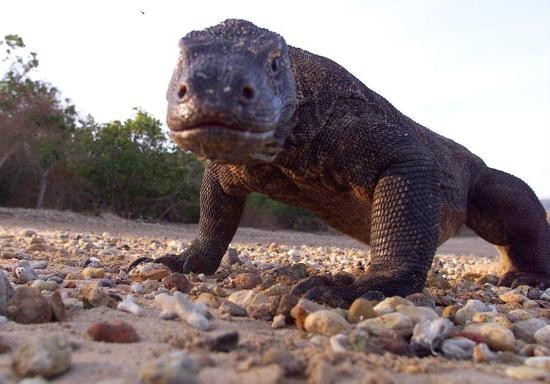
[[0, 147, 16, 170], [36, 168, 51, 209]]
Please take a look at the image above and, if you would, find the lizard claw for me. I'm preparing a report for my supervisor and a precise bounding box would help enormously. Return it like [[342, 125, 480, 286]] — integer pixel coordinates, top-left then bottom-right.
[[499, 271, 550, 290], [126, 256, 155, 273], [126, 254, 184, 273]]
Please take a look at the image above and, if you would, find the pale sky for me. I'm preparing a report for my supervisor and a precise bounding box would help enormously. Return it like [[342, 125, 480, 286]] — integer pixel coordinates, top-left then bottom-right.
[[1, 0, 549, 197]]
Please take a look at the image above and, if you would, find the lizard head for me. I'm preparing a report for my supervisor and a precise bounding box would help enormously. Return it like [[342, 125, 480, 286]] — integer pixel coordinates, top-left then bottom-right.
[[167, 19, 297, 162]]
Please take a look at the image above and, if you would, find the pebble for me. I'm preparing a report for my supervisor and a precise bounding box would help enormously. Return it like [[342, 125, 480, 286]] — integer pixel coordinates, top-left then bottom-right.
[[373, 296, 413, 316], [83, 284, 111, 308], [117, 295, 144, 316], [405, 293, 436, 309], [271, 314, 286, 329], [507, 309, 534, 323], [290, 298, 325, 331], [27, 243, 48, 252], [219, 300, 247, 317], [513, 318, 548, 343], [99, 278, 117, 288], [463, 323, 515, 351], [129, 262, 170, 281], [130, 282, 144, 294], [222, 248, 241, 265], [426, 272, 451, 289], [247, 303, 273, 320], [140, 351, 199, 384], [329, 333, 349, 353], [304, 309, 350, 336], [31, 260, 48, 269], [472, 311, 512, 329], [472, 343, 496, 363], [275, 294, 299, 323], [81, 267, 105, 279], [195, 292, 220, 309], [505, 366, 550, 381], [0, 272, 14, 316], [227, 290, 261, 309], [14, 266, 38, 284], [534, 325, 550, 347], [206, 330, 239, 352], [86, 320, 140, 343], [277, 263, 308, 280], [358, 312, 414, 337], [173, 292, 210, 330], [454, 299, 487, 325], [12, 333, 71, 378], [154, 293, 178, 320], [31, 279, 58, 292], [499, 291, 529, 304], [261, 348, 304, 376], [46, 291, 66, 321], [395, 305, 439, 324], [6, 286, 53, 323], [525, 356, 550, 371], [233, 272, 262, 290], [21, 229, 37, 237], [162, 273, 193, 293], [441, 337, 476, 359], [410, 317, 453, 355], [346, 298, 377, 323]]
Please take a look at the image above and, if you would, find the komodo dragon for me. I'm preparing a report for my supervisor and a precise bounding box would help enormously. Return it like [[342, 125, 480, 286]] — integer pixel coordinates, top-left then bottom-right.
[[130, 19, 550, 307]]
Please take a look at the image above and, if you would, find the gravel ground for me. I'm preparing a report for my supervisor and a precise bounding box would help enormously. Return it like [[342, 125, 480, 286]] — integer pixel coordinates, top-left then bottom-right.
[[0, 207, 549, 384]]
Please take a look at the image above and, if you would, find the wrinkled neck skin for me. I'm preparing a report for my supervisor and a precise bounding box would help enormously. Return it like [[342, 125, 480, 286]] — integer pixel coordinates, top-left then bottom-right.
[[247, 102, 298, 162]]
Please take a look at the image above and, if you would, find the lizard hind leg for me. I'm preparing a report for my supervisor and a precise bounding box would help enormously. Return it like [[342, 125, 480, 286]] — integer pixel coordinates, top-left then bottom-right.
[[466, 167, 550, 288]]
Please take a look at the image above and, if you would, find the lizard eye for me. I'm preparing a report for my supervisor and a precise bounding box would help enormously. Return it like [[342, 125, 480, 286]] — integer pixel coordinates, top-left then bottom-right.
[[270, 56, 280, 73]]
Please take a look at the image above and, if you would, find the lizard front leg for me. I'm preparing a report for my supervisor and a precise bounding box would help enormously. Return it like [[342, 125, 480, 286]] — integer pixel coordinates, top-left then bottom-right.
[[297, 152, 441, 307], [129, 163, 247, 274]]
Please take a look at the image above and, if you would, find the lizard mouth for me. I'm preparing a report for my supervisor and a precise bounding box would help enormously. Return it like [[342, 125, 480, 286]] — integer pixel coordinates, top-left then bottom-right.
[[169, 123, 274, 161]]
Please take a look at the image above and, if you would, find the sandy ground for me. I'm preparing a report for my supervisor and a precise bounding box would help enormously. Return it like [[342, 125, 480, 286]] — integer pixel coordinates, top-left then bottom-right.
[[0, 208, 542, 383]]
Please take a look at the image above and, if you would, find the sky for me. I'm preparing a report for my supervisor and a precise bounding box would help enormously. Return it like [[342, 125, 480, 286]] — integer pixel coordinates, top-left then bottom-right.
[[1, 0, 549, 198]]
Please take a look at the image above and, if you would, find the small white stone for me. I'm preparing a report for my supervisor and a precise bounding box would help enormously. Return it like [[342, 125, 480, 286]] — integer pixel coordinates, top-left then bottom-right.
[[117, 295, 144, 316], [131, 282, 144, 294], [373, 296, 413, 316], [454, 299, 487, 325], [154, 293, 178, 319], [271, 314, 286, 329], [395, 305, 439, 324], [525, 356, 550, 371], [505, 366, 550, 381], [173, 292, 210, 330], [358, 312, 414, 337], [441, 337, 476, 359], [329, 333, 348, 353], [411, 317, 453, 354]]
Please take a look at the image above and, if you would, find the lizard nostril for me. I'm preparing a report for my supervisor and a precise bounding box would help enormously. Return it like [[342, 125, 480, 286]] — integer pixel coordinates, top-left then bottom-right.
[[177, 83, 188, 100], [241, 84, 256, 102]]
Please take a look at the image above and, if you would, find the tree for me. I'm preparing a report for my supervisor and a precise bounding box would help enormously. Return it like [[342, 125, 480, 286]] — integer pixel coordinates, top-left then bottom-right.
[[0, 34, 77, 207]]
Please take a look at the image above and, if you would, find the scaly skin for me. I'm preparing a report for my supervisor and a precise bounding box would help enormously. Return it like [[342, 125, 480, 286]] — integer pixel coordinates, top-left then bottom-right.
[[129, 19, 550, 308]]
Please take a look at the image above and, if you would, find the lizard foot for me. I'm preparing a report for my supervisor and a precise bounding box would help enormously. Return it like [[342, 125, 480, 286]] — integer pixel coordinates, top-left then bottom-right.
[[303, 285, 360, 309], [126, 254, 184, 274], [290, 273, 360, 308], [498, 271, 550, 290]]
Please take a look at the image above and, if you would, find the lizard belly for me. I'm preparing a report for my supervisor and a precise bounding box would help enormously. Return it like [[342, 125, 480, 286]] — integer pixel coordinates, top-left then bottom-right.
[[250, 177, 373, 245]]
